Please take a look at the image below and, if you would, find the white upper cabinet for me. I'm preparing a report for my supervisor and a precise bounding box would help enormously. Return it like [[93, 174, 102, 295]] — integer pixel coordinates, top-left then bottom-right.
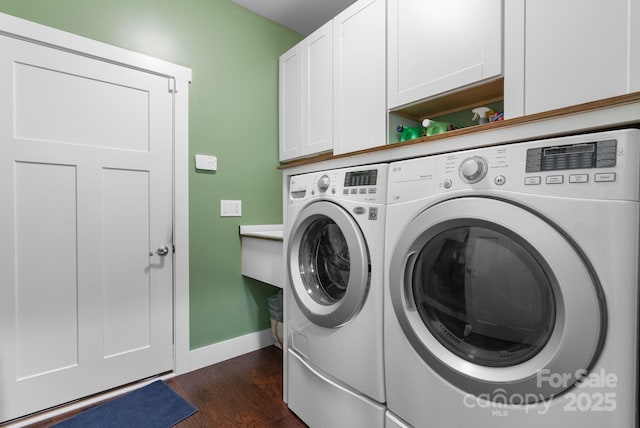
[[505, 0, 640, 116], [333, 0, 387, 155], [279, 22, 333, 162], [387, 0, 503, 110], [279, 43, 304, 161], [305, 22, 333, 156]]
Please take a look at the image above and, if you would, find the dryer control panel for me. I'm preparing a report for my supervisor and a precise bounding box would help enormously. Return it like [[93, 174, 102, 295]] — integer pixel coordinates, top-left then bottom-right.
[[525, 140, 617, 172], [290, 164, 387, 204], [388, 129, 640, 204]]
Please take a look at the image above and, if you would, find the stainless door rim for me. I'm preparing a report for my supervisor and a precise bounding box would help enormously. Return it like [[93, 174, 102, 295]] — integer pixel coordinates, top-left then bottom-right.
[[388, 196, 605, 402], [289, 200, 370, 328]]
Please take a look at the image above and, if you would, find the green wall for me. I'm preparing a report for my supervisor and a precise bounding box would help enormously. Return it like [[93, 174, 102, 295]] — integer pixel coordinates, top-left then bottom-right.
[[0, 0, 303, 350]]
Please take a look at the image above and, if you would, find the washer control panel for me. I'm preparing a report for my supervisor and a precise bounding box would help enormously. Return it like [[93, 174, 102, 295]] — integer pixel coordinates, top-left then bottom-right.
[[290, 164, 387, 203], [522, 140, 619, 188], [388, 129, 640, 203], [525, 140, 616, 172]]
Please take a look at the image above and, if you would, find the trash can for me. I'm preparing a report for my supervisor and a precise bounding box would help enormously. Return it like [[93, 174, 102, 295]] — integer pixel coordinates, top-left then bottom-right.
[[267, 290, 284, 349]]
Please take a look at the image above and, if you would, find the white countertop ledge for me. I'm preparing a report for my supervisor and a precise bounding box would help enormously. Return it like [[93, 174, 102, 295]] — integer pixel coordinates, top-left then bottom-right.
[[239, 224, 283, 241]]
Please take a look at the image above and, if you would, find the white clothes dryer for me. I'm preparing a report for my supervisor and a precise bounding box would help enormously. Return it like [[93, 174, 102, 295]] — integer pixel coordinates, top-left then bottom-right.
[[384, 129, 639, 427], [286, 164, 387, 428]]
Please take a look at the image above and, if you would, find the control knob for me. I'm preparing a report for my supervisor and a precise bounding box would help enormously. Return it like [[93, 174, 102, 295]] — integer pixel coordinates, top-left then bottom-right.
[[318, 175, 330, 193], [459, 156, 488, 183]]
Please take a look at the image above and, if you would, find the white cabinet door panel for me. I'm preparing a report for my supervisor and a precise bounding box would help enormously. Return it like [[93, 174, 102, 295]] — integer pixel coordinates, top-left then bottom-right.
[[524, 0, 630, 114], [333, 0, 386, 155], [506, 0, 638, 116], [388, 0, 502, 109], [280, 22, 333, 162], [279, 43, 304, 161], [305, 22, 333, 155]]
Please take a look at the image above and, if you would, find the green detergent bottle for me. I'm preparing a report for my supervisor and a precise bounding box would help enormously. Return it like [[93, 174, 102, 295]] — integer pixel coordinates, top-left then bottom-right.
[[421, 119, 453, 136], [396, 124, 425, 142]]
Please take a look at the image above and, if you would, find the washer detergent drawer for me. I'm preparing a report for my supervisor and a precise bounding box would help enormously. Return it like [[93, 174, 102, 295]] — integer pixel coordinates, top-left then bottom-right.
[[287, 349, 385, 428]]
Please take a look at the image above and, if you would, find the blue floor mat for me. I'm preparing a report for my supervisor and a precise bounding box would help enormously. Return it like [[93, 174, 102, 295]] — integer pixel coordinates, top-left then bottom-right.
[[51, 380, 197, 428]]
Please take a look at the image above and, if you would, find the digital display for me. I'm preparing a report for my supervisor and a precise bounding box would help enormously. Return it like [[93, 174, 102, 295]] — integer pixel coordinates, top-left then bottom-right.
[[344, 169, 378, 187], [544, 144, 595, 156]]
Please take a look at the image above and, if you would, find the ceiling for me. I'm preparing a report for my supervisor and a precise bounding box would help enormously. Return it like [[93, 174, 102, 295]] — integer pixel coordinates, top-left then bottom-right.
[[231, 0, 358, 36]]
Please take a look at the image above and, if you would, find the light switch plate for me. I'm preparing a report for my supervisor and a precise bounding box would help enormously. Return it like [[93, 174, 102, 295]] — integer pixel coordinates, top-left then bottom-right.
[[195, 154, 217, 171], [221, 200, 242, 217]]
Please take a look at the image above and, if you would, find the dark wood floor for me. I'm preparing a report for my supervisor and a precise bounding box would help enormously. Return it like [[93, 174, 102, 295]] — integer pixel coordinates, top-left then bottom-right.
[[25, 346, 307, 427]]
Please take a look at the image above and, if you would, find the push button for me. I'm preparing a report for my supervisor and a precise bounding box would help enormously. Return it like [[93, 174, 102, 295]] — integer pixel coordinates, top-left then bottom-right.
[[546, 175, 564, 184], [569, 174, 589, 183], [524, 176, 541, 185], [595, 172, 616, 182]]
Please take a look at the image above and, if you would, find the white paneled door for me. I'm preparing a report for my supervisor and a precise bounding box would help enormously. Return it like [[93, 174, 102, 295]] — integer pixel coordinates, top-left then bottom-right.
[[0, 35, 174, 422]]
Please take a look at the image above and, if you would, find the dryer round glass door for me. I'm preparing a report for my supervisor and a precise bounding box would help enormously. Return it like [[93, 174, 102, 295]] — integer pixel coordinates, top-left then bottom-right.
[[388, 197, 605, 402], [413, 223, 556, 367], [289, 201, 370, 328]]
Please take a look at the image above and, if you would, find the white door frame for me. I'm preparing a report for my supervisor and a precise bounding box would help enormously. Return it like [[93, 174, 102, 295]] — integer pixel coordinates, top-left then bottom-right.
[[0, 12, 192, 375]]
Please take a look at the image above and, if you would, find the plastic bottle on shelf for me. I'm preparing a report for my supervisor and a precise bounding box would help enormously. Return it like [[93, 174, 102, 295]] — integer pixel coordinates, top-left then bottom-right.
[[396, 124, 425, 141], [471, 107, 494, 124], [421, 119, 454, 136]]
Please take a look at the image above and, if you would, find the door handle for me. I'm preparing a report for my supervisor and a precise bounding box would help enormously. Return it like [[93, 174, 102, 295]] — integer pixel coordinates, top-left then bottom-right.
[[150, 245, 170, 256], [404, 252, 418, 311]]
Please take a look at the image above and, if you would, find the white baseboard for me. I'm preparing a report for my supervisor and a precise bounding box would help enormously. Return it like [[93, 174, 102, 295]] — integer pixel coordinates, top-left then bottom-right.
[[188, 328, 274, 372]]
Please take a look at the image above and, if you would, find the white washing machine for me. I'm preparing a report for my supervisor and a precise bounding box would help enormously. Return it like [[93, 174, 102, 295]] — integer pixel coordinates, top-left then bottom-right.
[[286, 164, 387, 428], [384, 129, 639, 427]]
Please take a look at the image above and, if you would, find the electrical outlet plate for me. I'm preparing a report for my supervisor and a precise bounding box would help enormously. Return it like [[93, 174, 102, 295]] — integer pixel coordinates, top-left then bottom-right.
[[221, 200, 241, 217]]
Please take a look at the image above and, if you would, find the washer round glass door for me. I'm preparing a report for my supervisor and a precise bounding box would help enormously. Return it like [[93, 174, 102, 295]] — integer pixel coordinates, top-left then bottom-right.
[[289, 201, 369, 328], [389, 197, 605, 402]]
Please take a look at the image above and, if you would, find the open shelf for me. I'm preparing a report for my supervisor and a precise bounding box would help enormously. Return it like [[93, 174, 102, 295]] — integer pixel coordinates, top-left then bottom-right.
[[390, 78, 504, 121]]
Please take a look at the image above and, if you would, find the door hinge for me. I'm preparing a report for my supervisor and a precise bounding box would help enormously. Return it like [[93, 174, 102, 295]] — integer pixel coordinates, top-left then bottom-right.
[[168, 78, 177, 93]]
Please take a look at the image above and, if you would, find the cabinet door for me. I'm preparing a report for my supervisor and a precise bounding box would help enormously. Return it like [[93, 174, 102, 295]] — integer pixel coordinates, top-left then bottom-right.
[[387, 0, 502, 110], [512, 0, 638, 115], [333, 0, 387, 155], [279, 43, 304, 161], [305, 22, 333, 156]]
